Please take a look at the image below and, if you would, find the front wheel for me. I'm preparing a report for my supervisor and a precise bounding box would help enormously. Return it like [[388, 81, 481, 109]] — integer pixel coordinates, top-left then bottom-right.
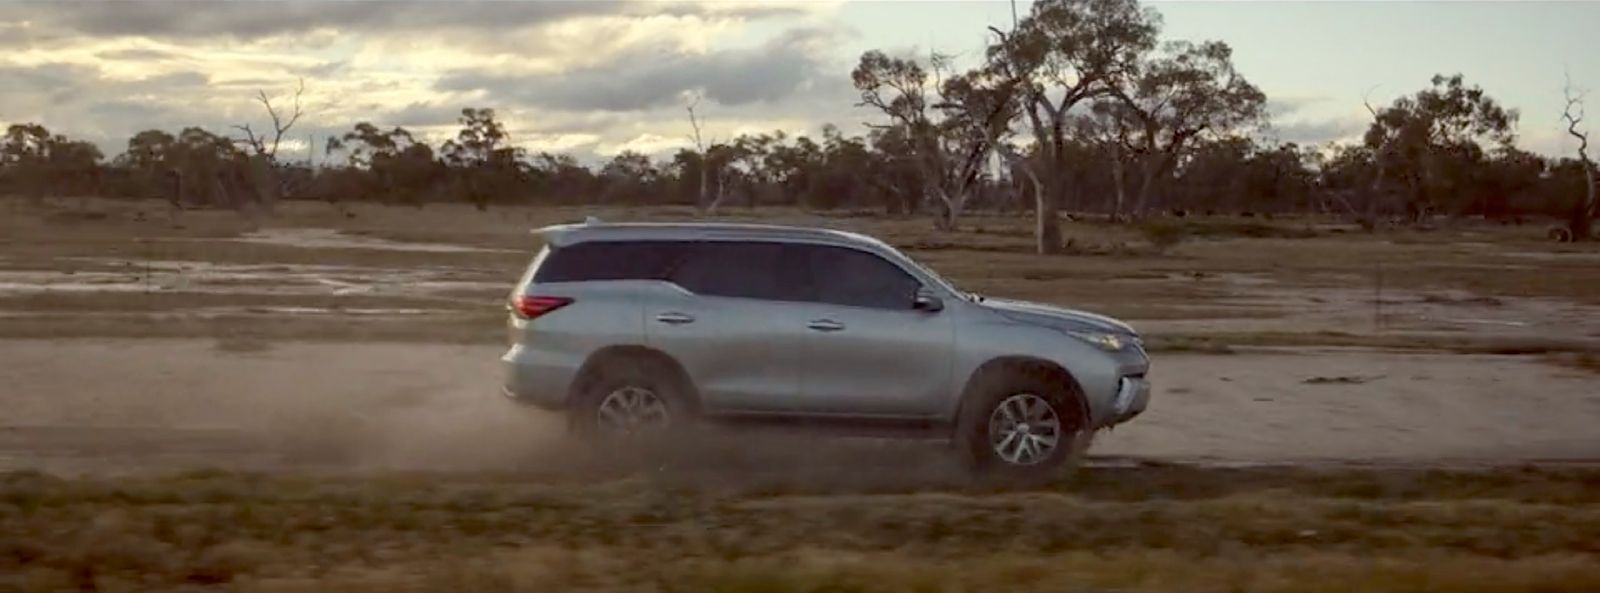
[[956, 372, 1086, 480]]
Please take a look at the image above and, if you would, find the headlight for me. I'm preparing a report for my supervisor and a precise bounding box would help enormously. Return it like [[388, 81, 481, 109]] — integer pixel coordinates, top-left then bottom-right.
[[1068, 331, 1126, 352]]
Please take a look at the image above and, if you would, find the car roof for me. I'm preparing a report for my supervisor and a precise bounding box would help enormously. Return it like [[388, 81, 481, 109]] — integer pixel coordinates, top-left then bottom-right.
[[533, 220, 892, 251]]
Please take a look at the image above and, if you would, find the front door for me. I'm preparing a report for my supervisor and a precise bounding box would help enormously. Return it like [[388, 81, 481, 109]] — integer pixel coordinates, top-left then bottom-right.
[[791, 244, 955, 417]]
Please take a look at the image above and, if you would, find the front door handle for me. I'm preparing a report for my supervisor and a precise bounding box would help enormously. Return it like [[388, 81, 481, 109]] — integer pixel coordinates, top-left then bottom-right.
[[655, 312, 695, 325], [807, 319, 845, 332]]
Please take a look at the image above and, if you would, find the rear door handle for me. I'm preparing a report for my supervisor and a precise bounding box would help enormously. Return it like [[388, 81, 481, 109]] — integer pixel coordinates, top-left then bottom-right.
[[655, 312, 695, 325], [807, 319, 845, 332]]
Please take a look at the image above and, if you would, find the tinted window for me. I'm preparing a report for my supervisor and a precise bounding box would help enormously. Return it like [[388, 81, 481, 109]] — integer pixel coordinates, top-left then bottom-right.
[[800, 245, 920, 309], [670, 242, 802, 301], [533, 240, 692, 283]]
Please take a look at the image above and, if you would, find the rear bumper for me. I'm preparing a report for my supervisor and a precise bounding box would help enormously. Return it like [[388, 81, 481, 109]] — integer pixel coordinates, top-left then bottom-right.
[[501, 346, 571, 411]]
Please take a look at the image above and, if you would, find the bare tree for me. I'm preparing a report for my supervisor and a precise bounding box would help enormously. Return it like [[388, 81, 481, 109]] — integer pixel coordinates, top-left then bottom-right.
[[228, 78, 307, 213], [234, 78, 306, 160], [685, 94, 729, 214], [1358, 88, 1392, 229], [1562, 72, 1596, 241]]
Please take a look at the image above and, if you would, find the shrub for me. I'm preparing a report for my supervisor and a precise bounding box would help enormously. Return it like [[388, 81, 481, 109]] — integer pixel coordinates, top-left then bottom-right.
[[1140, 221, 1188, 253]]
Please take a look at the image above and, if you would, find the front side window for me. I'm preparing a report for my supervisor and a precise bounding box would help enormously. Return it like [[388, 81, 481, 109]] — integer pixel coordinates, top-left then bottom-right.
[[798, 244, 920, 310]]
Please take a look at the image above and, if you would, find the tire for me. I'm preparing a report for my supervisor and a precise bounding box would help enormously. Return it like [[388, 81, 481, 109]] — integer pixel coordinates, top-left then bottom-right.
[[568, 355, 696, 441], [954, 368, 1087, 481]]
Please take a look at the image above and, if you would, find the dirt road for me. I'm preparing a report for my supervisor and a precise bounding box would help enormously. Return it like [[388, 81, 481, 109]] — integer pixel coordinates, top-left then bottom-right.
[[3, 338, 1596, 475]]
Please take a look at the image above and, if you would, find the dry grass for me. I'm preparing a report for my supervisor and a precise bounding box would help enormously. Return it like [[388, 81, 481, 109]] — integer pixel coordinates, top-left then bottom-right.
[[1543, 352, 1600, 375], [2, 465, 1598, 592]]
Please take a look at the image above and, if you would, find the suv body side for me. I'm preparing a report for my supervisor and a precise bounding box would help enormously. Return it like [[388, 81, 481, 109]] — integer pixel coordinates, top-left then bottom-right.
[[503, 223, 1149, 431]]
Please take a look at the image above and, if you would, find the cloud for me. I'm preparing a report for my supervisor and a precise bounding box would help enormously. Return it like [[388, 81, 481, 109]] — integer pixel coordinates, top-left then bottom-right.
[[95, 48, 183, 62], [519, 132, 603, 154], [0, 62, 97, 94], [596, 133, 691, 156], [86, 100, 182, 127], [380, 102, 468, 128], [0, 1, 819, 41], [0, 2, 856, 163], [437, 27, 843, 112], [1268, 115, 1367, 146], [1265, 96, 1331, 119]]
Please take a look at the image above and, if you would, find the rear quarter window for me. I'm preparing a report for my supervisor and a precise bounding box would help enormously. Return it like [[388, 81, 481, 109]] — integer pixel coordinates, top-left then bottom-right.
[[532, 240, 693, 283]]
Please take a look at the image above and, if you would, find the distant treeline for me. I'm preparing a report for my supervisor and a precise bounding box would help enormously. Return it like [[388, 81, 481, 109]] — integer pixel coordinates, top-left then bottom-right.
[[1, 109, 1588, 220], [2, 0, 1595, 246]]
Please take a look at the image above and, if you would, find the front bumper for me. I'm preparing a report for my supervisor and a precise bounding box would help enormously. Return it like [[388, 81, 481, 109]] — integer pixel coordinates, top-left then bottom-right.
[[1109, 375, 1150, 423]]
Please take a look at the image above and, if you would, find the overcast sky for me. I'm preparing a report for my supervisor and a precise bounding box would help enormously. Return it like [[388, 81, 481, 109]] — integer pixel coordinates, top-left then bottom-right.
[[2, 0, 1596, 163]]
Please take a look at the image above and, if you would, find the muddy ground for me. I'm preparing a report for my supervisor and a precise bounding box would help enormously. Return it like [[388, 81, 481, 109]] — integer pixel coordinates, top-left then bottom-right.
[[2, 199, 1598, 591], [2, 198, 1597, 474]]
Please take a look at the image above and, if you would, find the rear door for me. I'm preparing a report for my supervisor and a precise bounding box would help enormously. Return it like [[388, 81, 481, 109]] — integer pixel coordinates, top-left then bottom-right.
[[791, 244, 955, 417], [643, 241, 810, 413]]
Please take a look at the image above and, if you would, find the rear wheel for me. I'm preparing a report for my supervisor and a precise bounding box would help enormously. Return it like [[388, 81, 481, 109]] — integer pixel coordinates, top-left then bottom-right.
[[956, 370, 1086, 480], [570, 356, 694, 441]]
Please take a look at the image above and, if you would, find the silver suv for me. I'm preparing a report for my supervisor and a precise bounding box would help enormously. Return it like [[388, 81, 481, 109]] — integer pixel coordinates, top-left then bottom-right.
[[502, 221, 1150, 474]]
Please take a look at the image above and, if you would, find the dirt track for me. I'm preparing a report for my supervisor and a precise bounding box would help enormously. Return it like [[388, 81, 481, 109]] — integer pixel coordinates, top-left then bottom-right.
[[3, 202, 1599, 477], [4, 338, 1596, 476]]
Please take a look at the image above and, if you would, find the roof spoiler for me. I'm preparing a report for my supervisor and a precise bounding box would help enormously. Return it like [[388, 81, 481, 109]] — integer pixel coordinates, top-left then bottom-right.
[[530, 216, 603, 246]]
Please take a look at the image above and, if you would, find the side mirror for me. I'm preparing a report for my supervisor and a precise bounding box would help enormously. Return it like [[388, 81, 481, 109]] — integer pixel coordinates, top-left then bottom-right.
[[913, 290, 944, 313]]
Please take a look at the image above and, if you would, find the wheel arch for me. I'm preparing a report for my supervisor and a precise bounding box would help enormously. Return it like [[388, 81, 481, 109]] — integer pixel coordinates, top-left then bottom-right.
[[568, 345, 702, 412], [952, 356, 1089, 429]]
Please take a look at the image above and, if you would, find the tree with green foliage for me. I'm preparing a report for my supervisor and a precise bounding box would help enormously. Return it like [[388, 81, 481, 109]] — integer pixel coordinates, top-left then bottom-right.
[[1104, 40, 1267, 218], [2, 124, 103, 197], [987, 0, 1160, 250], [853, 50, 1015, 230], [442, 108, 525, 210], [325, 123, 442, 205], [1364, 74, 1518, 221]]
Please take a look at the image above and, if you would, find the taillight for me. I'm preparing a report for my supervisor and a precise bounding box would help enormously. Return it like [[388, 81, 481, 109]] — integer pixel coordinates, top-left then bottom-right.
[[511, 295, 573, 319]]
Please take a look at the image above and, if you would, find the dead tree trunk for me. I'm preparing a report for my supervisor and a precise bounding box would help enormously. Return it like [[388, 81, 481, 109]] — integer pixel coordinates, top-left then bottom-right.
[[1563, 75, 1596, 241], [231, 78, 305, 217], [1109, 147, 1127, 223], [998, 144, 1057, 253], [1362, 92, 1389, 231]]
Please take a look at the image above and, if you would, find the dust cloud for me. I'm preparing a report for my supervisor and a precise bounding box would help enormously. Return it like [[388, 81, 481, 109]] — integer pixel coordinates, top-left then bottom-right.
[[2, 339, 1597, 483]]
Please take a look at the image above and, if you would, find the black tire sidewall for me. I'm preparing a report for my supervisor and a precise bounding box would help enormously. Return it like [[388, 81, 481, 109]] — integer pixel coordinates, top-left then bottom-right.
[[569, 357, 693, 439], [956, 371, 1084, 480]]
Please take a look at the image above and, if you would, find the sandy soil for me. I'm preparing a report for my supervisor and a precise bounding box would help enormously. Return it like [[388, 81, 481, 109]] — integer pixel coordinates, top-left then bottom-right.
[[2, 338, 1595, 476]]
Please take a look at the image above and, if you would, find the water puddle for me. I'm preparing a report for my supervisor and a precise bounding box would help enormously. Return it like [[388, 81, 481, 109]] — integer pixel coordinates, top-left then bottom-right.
[[0, 260, 508, 299], [229, 228, 519, 254], [1502, 251, 1600, 261]]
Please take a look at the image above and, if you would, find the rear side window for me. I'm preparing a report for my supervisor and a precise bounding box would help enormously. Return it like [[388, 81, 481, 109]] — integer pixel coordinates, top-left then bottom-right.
[[798, 244, 920, 310], [669, 242, 804, 301], [532, 240, 692, 283]]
